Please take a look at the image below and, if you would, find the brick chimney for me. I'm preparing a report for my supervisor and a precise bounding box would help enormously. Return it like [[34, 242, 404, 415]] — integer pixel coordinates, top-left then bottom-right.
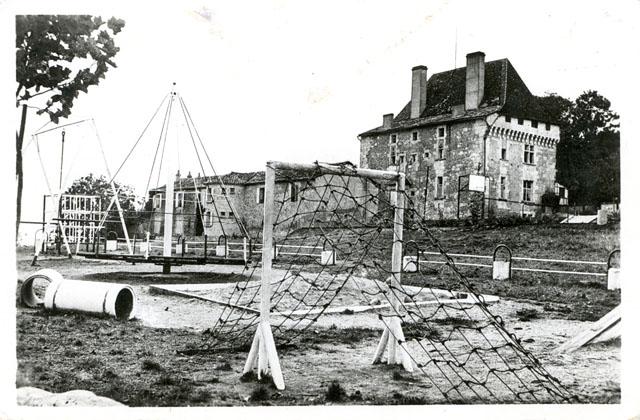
[[383, 113, 394, 128], [465, 51, 485, 110], [175, 170, 181, 182], [410, 65, 428, 119]]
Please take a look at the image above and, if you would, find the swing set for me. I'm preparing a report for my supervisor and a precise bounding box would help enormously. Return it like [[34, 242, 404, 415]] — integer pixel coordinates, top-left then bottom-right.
[[29, 84, 249, 273]]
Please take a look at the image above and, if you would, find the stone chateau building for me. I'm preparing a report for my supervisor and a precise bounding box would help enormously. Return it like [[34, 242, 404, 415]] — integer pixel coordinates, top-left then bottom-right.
[[358, 51, 567, 219]]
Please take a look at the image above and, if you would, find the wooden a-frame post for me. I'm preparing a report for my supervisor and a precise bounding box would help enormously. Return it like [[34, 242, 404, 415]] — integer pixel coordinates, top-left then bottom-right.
[[243, 162, 285, 390], [372, 172, 414, 371]]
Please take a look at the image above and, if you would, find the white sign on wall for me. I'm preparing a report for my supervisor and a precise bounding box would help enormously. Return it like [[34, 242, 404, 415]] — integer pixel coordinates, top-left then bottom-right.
[[468, 175, 486, 192]]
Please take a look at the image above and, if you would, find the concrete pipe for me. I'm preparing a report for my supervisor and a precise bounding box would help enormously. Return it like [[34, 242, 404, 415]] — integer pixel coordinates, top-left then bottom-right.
[[20, 269, 63, 308], [43, 275, 136, 320]]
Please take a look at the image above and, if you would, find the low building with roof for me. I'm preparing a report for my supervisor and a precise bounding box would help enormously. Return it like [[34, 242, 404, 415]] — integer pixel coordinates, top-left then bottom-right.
[[147, 163, 376, 239], [358, 51, 563, 219]]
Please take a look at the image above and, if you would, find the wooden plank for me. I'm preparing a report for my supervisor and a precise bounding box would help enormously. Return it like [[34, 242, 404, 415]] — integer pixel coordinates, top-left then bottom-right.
[[556, 305, 621, 353], [148, 285, 260, 314]]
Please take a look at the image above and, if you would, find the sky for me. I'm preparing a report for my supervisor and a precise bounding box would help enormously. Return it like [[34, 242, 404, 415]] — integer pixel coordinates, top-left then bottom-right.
[[6, 0, 637, 238], [2, 1, 640, 416]]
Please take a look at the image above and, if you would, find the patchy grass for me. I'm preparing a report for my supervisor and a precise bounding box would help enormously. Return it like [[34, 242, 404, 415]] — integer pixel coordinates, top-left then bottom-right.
[[516, 308, 540, 322]]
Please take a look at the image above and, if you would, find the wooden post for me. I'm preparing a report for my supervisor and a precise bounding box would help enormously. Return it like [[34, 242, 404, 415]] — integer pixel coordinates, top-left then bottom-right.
[[372, 173, 413, 371], [243, 162, 285, 390], [164, 172, 174, 258], [145, 232, 150, 259]]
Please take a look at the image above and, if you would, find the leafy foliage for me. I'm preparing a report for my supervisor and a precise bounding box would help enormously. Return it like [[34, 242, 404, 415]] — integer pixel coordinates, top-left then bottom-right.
[[16, 15, 125, 123], [542, 90, 620, 206]]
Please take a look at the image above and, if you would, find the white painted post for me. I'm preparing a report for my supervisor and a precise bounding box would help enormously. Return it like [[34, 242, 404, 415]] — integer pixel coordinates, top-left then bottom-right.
[[372, 173, 413, 371], [163, 172, 175, 257], [243, 237, 248, 263], [243, 162, 285, 390]]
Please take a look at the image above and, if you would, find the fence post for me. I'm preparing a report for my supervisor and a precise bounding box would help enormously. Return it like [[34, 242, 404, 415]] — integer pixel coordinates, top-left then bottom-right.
[[492, 244, 512, 280], [607, 249, 621, 290], [145, 232, 150, 259]]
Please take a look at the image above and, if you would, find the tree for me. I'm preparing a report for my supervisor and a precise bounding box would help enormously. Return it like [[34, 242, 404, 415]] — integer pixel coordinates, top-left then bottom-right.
[[15, 15, 125, 238], [65, 173, 143, 236], [542, 91, 620, 206]]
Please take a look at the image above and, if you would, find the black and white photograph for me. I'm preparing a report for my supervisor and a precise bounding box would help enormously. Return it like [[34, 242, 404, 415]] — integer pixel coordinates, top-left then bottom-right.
[[2, 0, 638, 418]]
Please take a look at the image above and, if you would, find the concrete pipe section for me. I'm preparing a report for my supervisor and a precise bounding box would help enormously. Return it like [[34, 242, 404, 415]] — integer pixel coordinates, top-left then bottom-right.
[[21, 269, 136, 320], [20, 269, 62, 308]]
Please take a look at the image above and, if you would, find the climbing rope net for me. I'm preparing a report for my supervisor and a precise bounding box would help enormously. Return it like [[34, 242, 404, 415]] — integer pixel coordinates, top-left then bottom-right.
[[191, 161, 577, 404]]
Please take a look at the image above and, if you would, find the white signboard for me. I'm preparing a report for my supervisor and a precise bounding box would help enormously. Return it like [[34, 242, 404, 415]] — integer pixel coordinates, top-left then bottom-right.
[[469, 175, 486, 192]]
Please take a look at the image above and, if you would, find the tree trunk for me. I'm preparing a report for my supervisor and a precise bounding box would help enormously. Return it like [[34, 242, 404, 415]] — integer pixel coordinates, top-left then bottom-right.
[[16, 104, 27, 241]]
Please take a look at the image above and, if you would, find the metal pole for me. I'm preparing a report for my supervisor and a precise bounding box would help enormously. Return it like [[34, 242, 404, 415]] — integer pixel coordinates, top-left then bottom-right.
[[59, 130, 65, 190]]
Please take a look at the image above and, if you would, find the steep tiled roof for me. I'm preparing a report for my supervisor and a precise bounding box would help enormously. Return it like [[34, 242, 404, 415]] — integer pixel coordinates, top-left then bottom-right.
[[360, 58, 555, 136]]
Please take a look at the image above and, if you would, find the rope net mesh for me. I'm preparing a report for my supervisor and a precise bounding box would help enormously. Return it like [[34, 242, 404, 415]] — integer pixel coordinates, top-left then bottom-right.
[[194, 162, 576, 404]]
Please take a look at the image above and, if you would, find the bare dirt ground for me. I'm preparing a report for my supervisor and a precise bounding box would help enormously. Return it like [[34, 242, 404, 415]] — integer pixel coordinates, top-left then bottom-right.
[[15, 224, 620, 406]]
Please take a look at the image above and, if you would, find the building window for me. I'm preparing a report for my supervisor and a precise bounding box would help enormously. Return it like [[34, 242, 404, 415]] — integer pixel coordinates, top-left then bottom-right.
[[500, 176, 506, 199], [437, 126, 446, 138], [229, 187, 235, 195], [390, 134, 397, 144], [436, 176, 444, 199], [221, 187, 226, 195], [524, 144, 535, 164], [205, 211, 213, 227], [398, 154, 405, 165], [228, 211, 234, 218], [437, 140, 445, 160], [501, 147, 507, 160], [412, 131, 418, 141], [517, 118, 524, 125], [409, 153, 417, 165], [410, 190, 416, 197], [175, 192, 184, 208], [206, 187, 213, 202], [545, 123, 551, 131], [220, 211, 226, 217], [257, 187, 265, 204], [424, 151, 430, 159], [505, 116, 511, 123], [390, 150, 397, 165], [289, 183, 298, 202], [522, 180, 533, 202], [531, 120, 538, 128], [153, 193, 163, 209]]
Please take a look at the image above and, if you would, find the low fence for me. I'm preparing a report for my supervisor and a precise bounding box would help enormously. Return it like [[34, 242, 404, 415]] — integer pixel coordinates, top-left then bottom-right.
[[85, 233, 338, 266], [403, 242, 621, 290]]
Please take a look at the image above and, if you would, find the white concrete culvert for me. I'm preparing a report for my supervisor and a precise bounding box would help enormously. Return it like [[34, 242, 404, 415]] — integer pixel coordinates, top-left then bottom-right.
[[20, 269, 137, 320], [20, 268, 62, 308]]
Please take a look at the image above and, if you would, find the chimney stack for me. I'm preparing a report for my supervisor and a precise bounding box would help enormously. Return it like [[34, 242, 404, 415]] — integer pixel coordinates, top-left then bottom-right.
[[410, 65, 428, 119], [465, 51, 485, 110], [383, 113, 394, 128]]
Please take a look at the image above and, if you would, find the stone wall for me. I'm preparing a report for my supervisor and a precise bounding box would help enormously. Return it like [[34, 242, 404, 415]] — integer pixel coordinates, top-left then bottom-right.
[[359, 114, 560, 219]]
